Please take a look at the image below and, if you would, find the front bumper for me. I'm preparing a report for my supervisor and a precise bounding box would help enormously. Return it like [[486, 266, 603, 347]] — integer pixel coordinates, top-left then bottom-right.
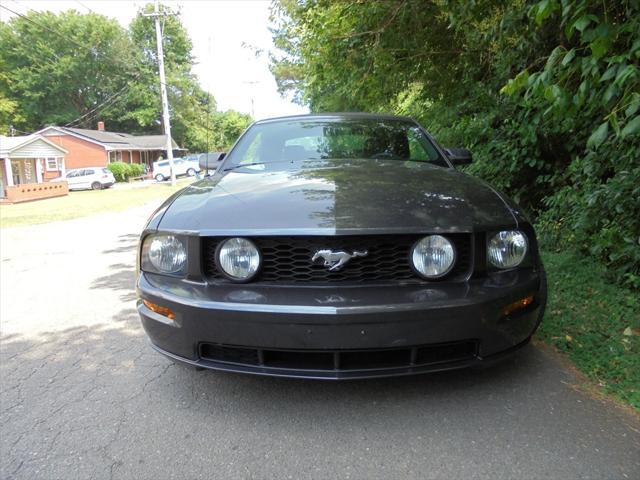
[[137, 268, 546, 379]]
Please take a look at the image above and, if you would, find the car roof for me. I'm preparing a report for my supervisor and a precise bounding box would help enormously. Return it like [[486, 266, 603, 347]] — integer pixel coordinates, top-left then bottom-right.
[[253, 112, 417, 125]]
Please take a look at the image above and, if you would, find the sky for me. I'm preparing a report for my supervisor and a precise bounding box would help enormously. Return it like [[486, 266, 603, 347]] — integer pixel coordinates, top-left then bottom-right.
[[0, 0, 308, 120]]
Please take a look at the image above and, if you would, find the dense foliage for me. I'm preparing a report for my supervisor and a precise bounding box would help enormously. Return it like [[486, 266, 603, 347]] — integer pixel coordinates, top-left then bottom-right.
[[539, 249, 639, 409], [270, 0, 640, 288], [0, 5, 252, 152], [107, 162, 145, 182]]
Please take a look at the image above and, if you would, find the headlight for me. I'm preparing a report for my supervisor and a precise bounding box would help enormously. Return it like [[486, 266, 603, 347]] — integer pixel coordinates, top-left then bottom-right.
[[217, 237, 261, 281], [141, 234, 187, 274], [411, 235, 456, 279], [488, 230, 528, 269]]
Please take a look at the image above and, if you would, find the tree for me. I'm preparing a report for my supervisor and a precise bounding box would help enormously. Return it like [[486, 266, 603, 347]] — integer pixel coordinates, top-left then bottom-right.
[[270, 0, 461, 112], [0, 10, 138, 131], [269, 0, 640, 287], [209, 110, 253, 150], [0, 5, 252, 153], [0, 93, 22, 135]]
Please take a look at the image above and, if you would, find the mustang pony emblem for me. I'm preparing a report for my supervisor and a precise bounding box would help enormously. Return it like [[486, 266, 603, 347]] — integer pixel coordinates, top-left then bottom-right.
[[311, 249, 368, 271]]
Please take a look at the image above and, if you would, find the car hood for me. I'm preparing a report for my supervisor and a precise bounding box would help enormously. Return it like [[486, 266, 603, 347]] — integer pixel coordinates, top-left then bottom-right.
[[155, 159, 518, 234]]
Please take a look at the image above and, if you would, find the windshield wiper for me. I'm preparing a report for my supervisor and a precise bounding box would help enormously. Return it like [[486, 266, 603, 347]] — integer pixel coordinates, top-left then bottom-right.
[[222, 162, 269, 172], [222, 159, 302, 172]]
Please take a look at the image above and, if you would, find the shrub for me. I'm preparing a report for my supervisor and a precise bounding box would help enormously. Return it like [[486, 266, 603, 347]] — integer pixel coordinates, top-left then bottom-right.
[[107, 162, 146, 182], [127, 163, 145, 178], [107, 162, 129, 182], [270, 0, 640, 289]]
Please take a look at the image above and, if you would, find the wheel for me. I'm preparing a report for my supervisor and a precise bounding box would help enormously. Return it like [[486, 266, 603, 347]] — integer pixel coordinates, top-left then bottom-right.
[[186, 168, 196, 177], [91, 181, 102, 190], [155, 174, 165, 182]]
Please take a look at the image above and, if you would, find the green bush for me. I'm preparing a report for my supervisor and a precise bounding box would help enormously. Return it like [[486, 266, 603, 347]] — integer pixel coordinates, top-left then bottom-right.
[[107, 162, 129, 182], [127, 163, 145, 178], [107, 162, 146, 182], [270, 0, 640, 289]]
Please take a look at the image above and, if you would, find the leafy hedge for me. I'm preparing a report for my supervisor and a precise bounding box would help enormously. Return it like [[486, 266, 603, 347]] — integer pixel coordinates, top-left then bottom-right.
[[107, 162, 145, 182], [270, 0, 640, 289], [498, 0, 640, 289]]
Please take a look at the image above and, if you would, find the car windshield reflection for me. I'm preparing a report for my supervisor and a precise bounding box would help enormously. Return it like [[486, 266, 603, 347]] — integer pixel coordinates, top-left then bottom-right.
[[223, 118, 450, 171]]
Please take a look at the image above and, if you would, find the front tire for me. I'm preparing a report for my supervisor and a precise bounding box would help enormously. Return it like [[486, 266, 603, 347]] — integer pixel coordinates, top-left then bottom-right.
[[186, 168, 196, 177], [91, 181, 102, 190], [155, 174, 165, 182]]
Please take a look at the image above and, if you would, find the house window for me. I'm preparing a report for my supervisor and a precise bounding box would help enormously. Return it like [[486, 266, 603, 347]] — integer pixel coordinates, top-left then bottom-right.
[[46, 158, 59, 171]]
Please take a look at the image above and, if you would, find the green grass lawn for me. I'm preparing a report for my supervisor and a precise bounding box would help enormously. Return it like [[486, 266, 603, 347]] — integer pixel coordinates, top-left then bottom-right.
[[0, 179, 193, 228], [539, 249, 640, 410]]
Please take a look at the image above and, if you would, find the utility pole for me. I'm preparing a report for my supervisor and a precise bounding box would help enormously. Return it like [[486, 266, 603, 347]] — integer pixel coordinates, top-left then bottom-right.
[[242, 81, 259, 118], [143, 0, 176, 186]]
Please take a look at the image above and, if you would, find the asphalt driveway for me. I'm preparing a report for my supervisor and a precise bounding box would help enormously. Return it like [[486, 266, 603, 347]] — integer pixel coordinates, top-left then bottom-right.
[[1, 203, 639, 479]]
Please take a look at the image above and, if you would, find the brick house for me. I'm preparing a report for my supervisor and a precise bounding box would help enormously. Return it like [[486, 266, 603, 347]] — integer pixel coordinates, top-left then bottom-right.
[[37, 122, 180, 179]]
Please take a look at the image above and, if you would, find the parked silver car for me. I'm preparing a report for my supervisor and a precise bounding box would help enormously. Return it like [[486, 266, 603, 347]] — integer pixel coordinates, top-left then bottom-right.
[[51, 167, 115, 190], [152, 158, 200, 182]]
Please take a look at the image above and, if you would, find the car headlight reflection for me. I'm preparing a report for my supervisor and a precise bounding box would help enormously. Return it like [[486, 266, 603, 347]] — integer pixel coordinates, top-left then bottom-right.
[[141, 234, 187, 275], [216, 237, 261, 281], [411, 235, 456, 279], [488, 230, 528, 269]]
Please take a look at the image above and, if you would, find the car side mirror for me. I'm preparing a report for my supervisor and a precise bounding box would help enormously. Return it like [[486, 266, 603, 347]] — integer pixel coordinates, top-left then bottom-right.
[[199, 152, 226, 171], [445, 148, 472, 166]]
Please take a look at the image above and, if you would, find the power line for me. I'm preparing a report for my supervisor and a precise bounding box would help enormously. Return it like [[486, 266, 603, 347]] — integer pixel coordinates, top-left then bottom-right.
[[2, 2, 171, 87], [0, 3, 101, 56], [0, 2, 169, 128], [0, 3, 140, 75], [64, 75, 141, 127], [7, 126, 33, 136], [74, 1, 94, 14], [66, 91, 126, 128], [3, 1, 184, 139]]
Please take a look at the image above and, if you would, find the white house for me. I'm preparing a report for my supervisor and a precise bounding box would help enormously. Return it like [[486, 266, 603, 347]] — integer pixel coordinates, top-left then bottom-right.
[[0, 134, 67, 198]]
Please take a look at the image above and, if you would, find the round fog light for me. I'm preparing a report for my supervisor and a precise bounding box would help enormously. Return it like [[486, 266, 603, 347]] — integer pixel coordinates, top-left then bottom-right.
[[217, 237, 261, 281], [411, 235, 456, 279]]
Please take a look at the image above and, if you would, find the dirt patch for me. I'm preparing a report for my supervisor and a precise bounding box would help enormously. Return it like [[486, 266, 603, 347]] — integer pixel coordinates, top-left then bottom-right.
[[533, 337, 640, 425]]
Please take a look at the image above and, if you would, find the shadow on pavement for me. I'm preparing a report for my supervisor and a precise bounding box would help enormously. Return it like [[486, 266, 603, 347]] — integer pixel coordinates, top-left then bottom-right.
[[101, 234, 139, 255], [2, 310, 639, 479], [8, 226, 637, 478], [91, 262, 137, 303]]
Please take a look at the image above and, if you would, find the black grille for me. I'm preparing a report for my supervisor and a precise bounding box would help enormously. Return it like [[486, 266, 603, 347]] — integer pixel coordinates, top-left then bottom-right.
[[203, 234, 472, 285], [199, 341, 478, 372]]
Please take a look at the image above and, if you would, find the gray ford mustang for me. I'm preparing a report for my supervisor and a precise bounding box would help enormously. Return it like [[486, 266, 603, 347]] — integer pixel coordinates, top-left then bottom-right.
[[137, 113, 547, 379]]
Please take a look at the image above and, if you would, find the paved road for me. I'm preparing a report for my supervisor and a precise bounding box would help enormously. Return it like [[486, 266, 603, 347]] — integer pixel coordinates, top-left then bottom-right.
[[1, 203, 639, 480]]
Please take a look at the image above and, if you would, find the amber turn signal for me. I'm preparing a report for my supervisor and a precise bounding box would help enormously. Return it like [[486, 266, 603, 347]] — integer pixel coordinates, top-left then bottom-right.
[[143, 299, 175, 320], [502, 295, 534, 316]]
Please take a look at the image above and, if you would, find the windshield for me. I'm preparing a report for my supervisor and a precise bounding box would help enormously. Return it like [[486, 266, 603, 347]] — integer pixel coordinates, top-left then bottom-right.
[[223, 118, 448, 170]]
